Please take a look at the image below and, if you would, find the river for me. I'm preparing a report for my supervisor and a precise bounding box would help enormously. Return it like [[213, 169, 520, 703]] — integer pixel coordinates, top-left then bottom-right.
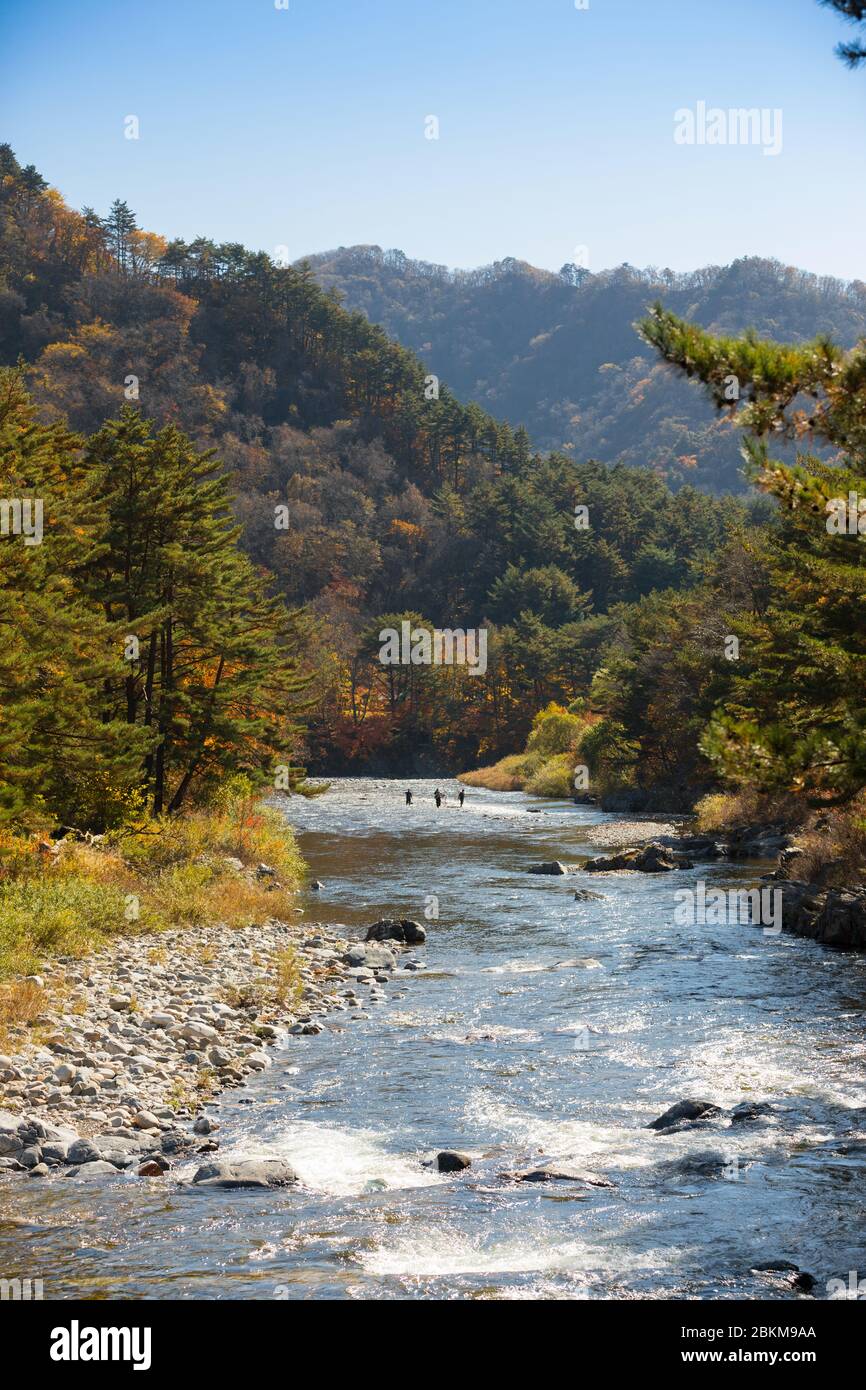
[[2, 778, 865, 1300]]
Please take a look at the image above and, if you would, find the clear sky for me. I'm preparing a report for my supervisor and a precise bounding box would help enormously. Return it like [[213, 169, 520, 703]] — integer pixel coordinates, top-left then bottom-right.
[[2, 0, 865, 279]]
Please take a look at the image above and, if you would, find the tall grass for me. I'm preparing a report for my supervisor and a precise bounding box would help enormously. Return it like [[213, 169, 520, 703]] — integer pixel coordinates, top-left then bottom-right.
[[0, 977, 47, 1049], [460, 754, 534, 791], [0, 786, 305, 979], [693, 789, 804, 833]]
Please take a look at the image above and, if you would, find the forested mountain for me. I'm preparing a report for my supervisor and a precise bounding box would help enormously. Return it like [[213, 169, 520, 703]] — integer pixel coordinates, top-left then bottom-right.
[[8, 142, 865, 817], [306, 246, 866, 494], [1, 144, 758, 784]]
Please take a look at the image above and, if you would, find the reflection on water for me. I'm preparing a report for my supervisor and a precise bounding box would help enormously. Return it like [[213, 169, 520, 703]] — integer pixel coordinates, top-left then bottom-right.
[[2, 778, 865, 1300]]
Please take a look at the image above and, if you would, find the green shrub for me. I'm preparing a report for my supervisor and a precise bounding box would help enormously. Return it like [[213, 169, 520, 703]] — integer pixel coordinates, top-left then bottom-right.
[[526, 703, 585, 757], [579, 718, 639, 793], [525, 753, 576, 798]]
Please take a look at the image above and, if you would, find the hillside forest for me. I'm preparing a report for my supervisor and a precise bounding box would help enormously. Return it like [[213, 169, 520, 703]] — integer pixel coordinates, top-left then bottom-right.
[[2, 141, 866, 832]]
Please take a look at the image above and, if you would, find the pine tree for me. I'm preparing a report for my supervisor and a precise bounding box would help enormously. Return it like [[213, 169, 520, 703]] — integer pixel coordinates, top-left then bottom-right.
[[102, 199, 138, 274], [820, 1, 866, 67], [83, 408, 311, 814], [0, 369, 149, 829], [640, 304, 866, 805]]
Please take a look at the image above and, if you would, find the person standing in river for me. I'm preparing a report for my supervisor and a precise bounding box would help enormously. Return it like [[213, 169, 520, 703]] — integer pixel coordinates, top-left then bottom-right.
[[434, 789, 442, 808], [405, 789, 413, 805], [458, 788, 465, 807]]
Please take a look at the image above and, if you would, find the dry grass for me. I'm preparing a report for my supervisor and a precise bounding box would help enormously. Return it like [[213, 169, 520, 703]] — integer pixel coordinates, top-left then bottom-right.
[[0, 978, 46, 1049], [271, 946, 302, 1005], [459, 754, 533, 791], [694, 790, 866, 888], [693, 788, 805, 834], [790, 809, 866, 887], [221, 981, 265, 1010], [0, 790, 305, 981], [461, 750, 582, 799]]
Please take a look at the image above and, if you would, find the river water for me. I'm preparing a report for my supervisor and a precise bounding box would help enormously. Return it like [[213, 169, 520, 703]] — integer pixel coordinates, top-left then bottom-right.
[[3, 778, 865, 1300]]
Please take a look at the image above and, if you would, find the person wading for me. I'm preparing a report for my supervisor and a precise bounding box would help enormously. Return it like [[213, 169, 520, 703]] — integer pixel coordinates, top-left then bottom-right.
[[458, 788, 465, 807], [405, 789, 413, 805], [434, 789, 442, 808]]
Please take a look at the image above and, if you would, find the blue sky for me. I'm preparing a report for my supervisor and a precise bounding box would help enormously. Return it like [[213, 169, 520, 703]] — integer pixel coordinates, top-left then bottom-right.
[[2, 0, 865, 278]]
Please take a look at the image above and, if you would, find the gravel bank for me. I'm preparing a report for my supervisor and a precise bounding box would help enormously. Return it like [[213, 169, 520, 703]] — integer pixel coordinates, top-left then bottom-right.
[[585, 819, 683, 850], [0, 917, 423, 1180]]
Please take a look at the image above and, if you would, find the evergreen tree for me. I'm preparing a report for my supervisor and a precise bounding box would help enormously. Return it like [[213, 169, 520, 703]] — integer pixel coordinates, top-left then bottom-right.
[[0, 369, 148, 829], [102, 199, 138, 274], [641, 304, 866, 805], [820, 1, 866, 67], [83, 408, 311, 814]]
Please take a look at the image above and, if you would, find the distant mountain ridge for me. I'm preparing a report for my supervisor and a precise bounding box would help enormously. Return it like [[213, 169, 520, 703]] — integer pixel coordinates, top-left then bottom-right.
[[305, 247, 866, 493]]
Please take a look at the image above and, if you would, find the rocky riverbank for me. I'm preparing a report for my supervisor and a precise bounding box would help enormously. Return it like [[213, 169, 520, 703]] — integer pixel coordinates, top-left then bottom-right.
[[527, 815, 866, 950], [773, 881, 866, 948], [601, 825, 866, 950], [0, 915, 425, 1181], [665, 828, 866, 949]]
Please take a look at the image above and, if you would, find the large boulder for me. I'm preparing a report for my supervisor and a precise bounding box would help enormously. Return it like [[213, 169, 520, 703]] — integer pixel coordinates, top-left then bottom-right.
[[68, 1160, 125, 1179], [365, 918, 427, 945], [778, 882, 866, 949], [94, 1135, 143, 1168], [731, 1101, 774, 1126], [436, 1150, 471, 1173], [40, 1141, 69, 1164], [180, 1020, 221, 1046], [343, 942, 398, 970], [501, 1164, 614, 1187], [656, 834, 727, 859], [647, 1099, 721, 1132], [526, 862, 571, 876], [584, 842, 693, 873], [131, 1110, 161, 1131], [637, 842, 693, 872], [735, 831, 791, 859], [750, 1260, 815, 1292], [66, 1137, 104, 1165], [667, 1149, 740, 1179], [583, 848, 640, 872], [191, 1157, 299, 1190]]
